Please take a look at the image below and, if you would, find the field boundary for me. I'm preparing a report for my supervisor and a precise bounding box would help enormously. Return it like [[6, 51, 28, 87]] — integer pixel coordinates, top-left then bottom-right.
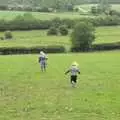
[[0, 46, 65, 55], [0, 42, 120, 55], [71, 42, 120, 52]]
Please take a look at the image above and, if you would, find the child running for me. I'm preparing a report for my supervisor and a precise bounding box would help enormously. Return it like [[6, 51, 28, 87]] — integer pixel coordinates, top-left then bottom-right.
[[65, 61, 80, 87]]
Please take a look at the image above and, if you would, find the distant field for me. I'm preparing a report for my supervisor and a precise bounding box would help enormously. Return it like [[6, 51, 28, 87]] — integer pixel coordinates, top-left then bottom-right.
[[0, 51, 120, 120], [0, 11, 93, 20], [75, 4, 97, 12], [0, 4, 120, 21], [0, 30, 70, 48], [111, 4, 120, 12], [95, 26, 120, 44], [0, 26, 120, 48], [76, 4, 120, 12]]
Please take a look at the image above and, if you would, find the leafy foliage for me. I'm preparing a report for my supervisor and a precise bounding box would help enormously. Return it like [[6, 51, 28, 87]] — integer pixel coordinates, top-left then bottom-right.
[[1, 0, 120, 12], [71, 22, 95, 51], [59, 25, 68, 36], [47, 27, 58, 35], [0, 46, 65, 54], [4, 30, 13, 39]]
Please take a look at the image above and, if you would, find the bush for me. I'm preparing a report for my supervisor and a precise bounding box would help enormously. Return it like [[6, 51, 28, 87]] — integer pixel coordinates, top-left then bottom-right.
[[37, 20, 51, 29], [71, 22, 95, 51], [91, 6, 98, 15], [71, 42, 120, 52], [66, 4, 74, 11], [51, 17, 62, 28], [62, 19, 74, 28], [0, 37, 4, 40], [47, 27, 58, 35], [0, 15, 120, 31], [24, 7, 33, 11], [109, 10, 120, 16], [36, 7, 51, 12], [4, 31, 13, 39], [0, 5, 8, 10], [92, 42, 120, 51], [102, 16, 120, 26], [59, 25, 68, 35]]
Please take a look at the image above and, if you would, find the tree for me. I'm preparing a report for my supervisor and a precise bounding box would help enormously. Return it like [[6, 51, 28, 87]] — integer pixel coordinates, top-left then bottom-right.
[[71, 22, 95, 51], [4, 30, 13, 39], [97, 0, 111, 14], [54, 0, 62, 10], [59, 25, 68, 36], [91, 6, 98, 15], [47, 27, 58, 35]]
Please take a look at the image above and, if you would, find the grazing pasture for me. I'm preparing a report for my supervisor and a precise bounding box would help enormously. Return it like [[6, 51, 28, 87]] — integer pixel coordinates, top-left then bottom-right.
[[76, 4, 120, 12], [0, 11, 93, 20], [0, 26, 120, 48]]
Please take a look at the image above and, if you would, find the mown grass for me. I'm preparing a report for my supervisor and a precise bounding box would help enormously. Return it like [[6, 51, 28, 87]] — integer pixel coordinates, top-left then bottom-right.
[[95, 26, 120, 44], [0, 51, 120, 120], [0, 26, 120, 48]]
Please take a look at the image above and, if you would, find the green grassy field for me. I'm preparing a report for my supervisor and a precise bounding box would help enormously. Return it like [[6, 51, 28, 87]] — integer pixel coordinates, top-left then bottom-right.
[[109, 4, 120, 12], [0, 26, 120, 48], [75, 4, 96, 12], [0, 51, 120, 120], [95, 26, 120, 44], [0, 11, 93, 20], [79, 4, 120, 12], [0, 4, 120, 21], [0, 30, 70, 48]]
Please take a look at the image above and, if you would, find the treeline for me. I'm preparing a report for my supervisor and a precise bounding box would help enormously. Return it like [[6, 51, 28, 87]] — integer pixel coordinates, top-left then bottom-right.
[[0, 13, 120, 31], [1, 0, 120, 12], [0, 0, 86, 12], [1, 0, 120, 6]]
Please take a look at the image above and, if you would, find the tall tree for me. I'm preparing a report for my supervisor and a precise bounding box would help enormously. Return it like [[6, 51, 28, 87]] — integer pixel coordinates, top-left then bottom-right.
[[97, 0, 111, 13], [71, 22, 95, 51]]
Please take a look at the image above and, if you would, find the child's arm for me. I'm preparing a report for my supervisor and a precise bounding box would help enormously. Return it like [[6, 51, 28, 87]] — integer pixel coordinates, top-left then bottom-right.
[[38, 57, 41, 63], [65, 70, 70, 75], [45, 56, 48, 60], [77, 69, 80, 74]]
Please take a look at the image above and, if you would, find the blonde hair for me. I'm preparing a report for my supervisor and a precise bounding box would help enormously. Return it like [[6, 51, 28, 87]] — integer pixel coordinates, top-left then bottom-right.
[[40, 51, 45, 55], [72, 61, 79, 66]]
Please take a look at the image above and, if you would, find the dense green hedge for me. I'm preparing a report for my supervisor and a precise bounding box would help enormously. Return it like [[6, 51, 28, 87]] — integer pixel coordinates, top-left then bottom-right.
[[0, 42, 120, 54], [92, 42, 120, 51], [71, 42, 120, 52], [0, 14, 120, 31], [0, 19, 51, 31], [0, 46, 65, 55]]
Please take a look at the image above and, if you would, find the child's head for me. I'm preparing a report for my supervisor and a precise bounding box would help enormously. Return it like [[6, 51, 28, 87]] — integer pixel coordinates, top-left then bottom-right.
[[72, 61, 79, 67], [40, 51, 45, 55]]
